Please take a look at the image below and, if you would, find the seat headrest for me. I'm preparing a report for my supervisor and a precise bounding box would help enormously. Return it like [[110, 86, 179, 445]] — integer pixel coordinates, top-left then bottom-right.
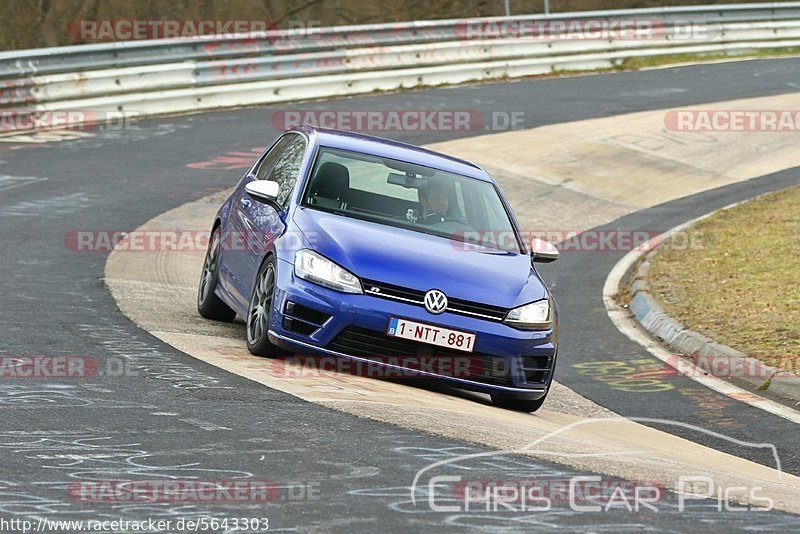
[[314, 162, 350, 200]]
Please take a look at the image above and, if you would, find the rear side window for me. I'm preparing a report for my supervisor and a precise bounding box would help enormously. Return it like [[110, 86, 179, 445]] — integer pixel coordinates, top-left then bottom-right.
[[264, 134, 307, 208], [253, 136, 292, 180]]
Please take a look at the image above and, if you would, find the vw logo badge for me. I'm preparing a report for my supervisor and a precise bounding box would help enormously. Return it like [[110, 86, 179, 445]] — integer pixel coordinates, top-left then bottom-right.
[[424, 289, 448, 314]]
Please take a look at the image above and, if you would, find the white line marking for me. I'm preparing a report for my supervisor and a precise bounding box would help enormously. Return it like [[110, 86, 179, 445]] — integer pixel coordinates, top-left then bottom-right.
[[603, 198, 800, 425]]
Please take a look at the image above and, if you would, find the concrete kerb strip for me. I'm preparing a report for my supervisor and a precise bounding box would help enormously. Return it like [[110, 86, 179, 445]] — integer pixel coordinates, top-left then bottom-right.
[[619, 202, 800, 403]]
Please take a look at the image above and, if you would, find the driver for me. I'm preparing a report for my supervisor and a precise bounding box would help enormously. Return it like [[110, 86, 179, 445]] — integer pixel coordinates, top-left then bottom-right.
[[418, 180, 449, 224]]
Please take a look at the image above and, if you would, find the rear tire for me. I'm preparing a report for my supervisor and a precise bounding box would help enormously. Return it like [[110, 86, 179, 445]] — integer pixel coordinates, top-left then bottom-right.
[[246, 257, 285, 357], [491, 392, 547, 413], [197, 227, 236, 322]]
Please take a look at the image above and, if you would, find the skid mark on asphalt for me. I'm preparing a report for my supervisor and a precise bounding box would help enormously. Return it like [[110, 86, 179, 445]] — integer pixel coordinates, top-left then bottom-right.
[[178, 418, 233, 431], [0, 433, 257, 525], [0, 175, 47, 192], [0, 130, 95, 145], [0, 192, 91, 217], [0, 124, 188, 149], [0, 385, 155, 409], [68, 323, 234, 391]]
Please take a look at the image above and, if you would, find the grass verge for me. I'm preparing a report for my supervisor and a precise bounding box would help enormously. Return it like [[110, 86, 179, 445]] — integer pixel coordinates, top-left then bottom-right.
[[618, 47, 800, 70], [647, 185, 800, 373]]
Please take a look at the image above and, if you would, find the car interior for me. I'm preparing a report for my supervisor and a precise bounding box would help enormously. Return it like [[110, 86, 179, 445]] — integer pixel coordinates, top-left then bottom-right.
[[301, 147, 521, 252], [307, 159, 422, 219], [306, 158, 466, 222]]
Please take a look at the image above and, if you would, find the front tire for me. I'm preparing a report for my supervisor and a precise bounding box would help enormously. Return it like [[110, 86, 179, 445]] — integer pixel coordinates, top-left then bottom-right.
[[491, 392, 547, 413], [246, 257, 285, 357], [197, 227, 236, 321]]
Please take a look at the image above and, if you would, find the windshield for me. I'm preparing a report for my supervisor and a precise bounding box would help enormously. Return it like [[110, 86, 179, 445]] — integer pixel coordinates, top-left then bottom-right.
[[301, 147, 522, 253]]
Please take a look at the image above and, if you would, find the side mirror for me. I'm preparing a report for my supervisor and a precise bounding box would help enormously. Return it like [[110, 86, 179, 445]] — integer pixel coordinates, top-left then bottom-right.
[[245, 180, 281, 207], [530, 238, 559, 263]]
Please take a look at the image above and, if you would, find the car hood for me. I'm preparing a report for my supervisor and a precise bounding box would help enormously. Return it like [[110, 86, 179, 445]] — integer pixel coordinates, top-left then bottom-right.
[[292, 207, 546, 308]]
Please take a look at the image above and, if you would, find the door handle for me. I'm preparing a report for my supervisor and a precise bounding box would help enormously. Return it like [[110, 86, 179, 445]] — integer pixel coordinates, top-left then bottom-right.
[[240, 197, 251, 208]]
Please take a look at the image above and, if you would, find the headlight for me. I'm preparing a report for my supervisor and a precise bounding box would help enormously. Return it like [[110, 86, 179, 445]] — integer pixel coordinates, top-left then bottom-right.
[[294, 249, 363, 294], [504, 298, 552, 330]]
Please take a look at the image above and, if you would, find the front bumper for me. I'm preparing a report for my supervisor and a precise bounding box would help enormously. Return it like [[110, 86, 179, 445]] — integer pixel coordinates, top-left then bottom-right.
[[268, 258, 557, 398]]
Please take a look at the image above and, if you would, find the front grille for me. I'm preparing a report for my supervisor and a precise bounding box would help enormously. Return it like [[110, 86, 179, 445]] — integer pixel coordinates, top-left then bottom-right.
[[362, 279, 509, 321], [327, 326, 513, 387], [283, 302, 330, 337]]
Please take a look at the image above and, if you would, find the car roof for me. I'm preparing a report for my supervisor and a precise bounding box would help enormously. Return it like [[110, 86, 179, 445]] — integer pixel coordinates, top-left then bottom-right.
[[290, 125, 493, 182]]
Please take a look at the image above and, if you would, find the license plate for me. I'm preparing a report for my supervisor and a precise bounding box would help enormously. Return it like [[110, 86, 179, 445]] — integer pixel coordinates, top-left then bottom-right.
[[387, 317, 475, 353]]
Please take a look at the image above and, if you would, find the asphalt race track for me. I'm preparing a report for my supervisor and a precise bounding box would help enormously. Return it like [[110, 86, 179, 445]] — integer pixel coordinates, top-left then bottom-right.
[[2, 58, 800, 531]]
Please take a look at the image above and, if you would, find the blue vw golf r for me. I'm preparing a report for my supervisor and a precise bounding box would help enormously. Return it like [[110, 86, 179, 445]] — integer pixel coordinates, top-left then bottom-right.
[[197, 125, 559, 412]]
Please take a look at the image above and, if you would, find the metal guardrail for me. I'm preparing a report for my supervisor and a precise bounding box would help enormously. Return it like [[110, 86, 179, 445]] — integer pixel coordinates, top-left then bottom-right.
[[2, 3, 800, 132]]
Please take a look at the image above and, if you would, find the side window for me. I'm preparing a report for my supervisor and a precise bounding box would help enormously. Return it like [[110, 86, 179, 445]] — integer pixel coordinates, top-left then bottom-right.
[[265, 134, 307, 207], [253, 136, 292, 180]]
